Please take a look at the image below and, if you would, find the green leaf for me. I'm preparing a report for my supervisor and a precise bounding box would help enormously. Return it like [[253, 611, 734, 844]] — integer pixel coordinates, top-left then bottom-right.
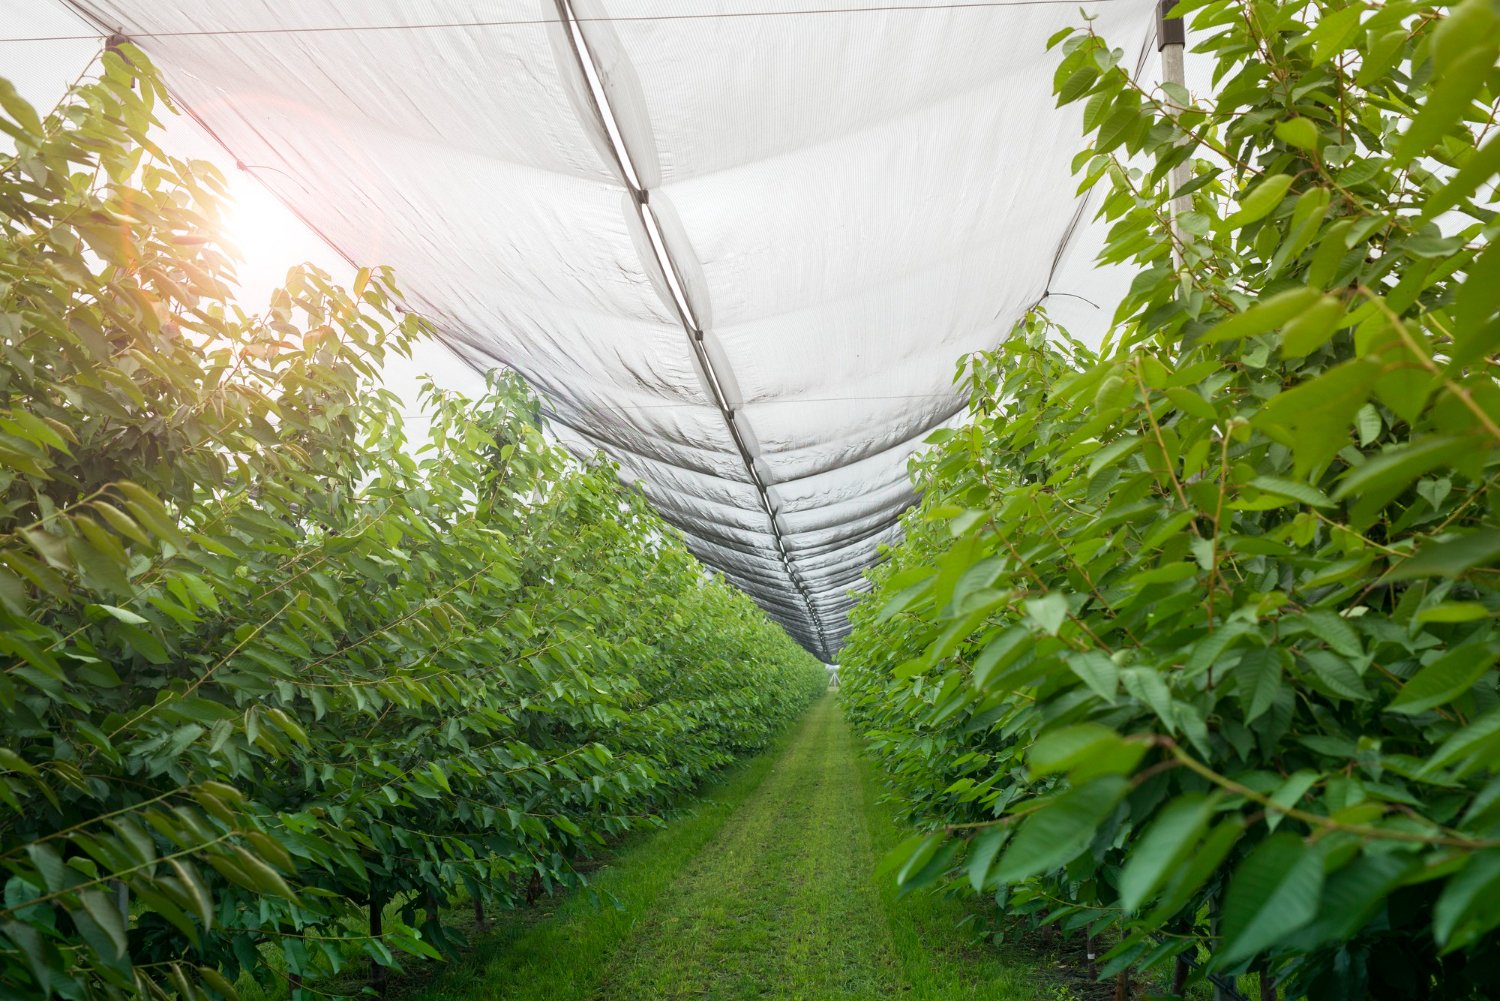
[[1279, 294, 1345, 358], [1223, 174, 1295, 230], [1202, 287, 1324, 345], [77, 890, 128, 960], [1217, 833, 1325, 965], [211, 846, 296, 899], [892, 832, 943, 886], [1165, 386, 1218, 421], [1425, 132, 1500, 221], [0, 75, 44, 132], [1144, 820, 1244, 926], [197, 965, 241, 1001], [1236, 648, 1284, 723], [1434, 850, 1500, 949], [879, 833, 930, 883], [1390, 529, 1500, 580], [93, 604, 149, 626], [1300, 650, 1371, 702], [991, 776, 1128, 884], [1266, 771, 1320, 831], [1415, 602, 1492, 624], [967, 827, 1008, 893], [1308, 218, 1356, 288], [1296, 610, 1362, 658], [1336, 437, 1473, 532], [1028, 724, 1146, 780], [1249, 476, 1333, 509], [1255, 358, 1381, 476], [1274, 118, 1320, 151], [1088, 434, 1141, 478], [1024, 593, 1069, 636], [113, 481, 191, 549], [1356, 404, 1382, 446], [971, 628, 1030, 690], [1067, 650, 1119, 703], [1057, 65, 1100, 105], [1118, 793, 1215, 912], [1393, 11, 1499, 165], [1388, 644, 1499, 715], [877, 576, 934, 623], [1184, 622, 1254, 680], [1298, 854, 1413, 947], [1421, 707, 1500, 777]]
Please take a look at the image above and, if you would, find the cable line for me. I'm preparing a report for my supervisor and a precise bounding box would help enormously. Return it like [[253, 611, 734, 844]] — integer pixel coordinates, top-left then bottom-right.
[[4, 0, 1122, 44]]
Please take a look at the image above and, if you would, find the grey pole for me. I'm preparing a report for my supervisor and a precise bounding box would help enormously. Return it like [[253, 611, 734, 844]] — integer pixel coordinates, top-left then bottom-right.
[[1158, 0, 1191, 250]]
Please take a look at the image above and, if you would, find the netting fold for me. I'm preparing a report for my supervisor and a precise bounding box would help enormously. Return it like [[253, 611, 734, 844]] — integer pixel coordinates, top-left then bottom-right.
[[68, 0, 1159, 658]]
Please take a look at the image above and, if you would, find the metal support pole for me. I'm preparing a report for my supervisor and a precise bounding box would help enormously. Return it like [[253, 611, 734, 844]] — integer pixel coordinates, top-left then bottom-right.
[[1157, 0, 1191, 254]]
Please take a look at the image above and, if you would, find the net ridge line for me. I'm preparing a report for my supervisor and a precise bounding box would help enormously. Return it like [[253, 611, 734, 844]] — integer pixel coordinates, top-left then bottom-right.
[[4, 0, 1124, 43], [552, 0, 831, 659]]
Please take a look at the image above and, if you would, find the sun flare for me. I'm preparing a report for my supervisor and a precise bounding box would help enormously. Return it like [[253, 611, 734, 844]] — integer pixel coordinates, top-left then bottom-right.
[[219, 170, 340, 303], [224, 173, 299, 267]]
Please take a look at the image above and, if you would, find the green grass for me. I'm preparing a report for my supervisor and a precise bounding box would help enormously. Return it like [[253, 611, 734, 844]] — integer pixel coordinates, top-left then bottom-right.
[[858, 736, 1065, 1001], [395, 694, 1059, 1001], [391, 720, 803, 1001]]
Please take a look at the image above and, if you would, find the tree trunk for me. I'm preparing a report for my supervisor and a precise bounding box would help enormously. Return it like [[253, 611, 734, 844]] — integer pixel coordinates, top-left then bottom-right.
[[1171, 954, 1191, 998], [473, 895, 486, 930], [1258, 963, 1276, 1001]]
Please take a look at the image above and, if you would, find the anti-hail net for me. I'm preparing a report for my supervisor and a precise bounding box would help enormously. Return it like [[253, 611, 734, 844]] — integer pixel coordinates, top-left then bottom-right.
[[66, 0, 1158, 659]]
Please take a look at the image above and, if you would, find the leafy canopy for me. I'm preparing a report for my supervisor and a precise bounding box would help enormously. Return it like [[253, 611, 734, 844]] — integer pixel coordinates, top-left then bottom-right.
[[842, 0, 1500, 997], [0, 48, 824, 1001]]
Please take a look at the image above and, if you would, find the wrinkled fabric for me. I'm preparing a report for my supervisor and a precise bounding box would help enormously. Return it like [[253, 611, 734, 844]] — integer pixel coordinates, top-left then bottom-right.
[[70, 0, 1159, 657]]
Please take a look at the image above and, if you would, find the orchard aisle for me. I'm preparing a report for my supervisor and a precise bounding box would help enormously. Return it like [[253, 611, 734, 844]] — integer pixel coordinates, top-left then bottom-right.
[[587, 695, 1051, 1001], [416, 695, 1050, 1001], [591, 695, 902, 999], [406, 695, 1054, 1001]]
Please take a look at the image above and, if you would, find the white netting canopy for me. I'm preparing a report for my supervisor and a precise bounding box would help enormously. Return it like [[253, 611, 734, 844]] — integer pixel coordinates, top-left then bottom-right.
[[43, 0, 1162, 659]]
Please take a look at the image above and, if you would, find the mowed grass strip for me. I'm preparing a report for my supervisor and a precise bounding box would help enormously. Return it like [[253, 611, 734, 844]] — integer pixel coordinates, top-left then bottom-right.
[[407, 696, 1056, 1001], [591, 694, 901, 1000], [859, 734, 1057, 1001], [400, 720, 804, 1001]]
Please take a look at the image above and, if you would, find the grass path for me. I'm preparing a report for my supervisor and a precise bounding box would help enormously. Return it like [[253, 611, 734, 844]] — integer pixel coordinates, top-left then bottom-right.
[[410, 696, 1051, 1001], [591, 693, 900, 999]]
